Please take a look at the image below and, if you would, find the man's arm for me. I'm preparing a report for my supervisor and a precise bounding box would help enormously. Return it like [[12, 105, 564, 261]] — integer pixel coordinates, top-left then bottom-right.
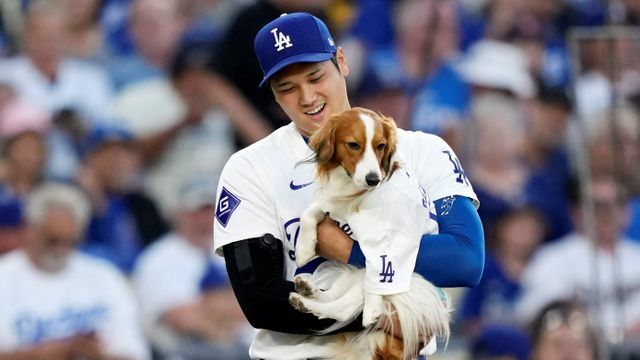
[[420, 196, 484, 287], [323, 195, 484, 288], [223, 235, 363, 334]]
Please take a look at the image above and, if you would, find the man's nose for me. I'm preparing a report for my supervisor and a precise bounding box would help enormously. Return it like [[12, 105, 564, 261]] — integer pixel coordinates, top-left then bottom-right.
[[299, 85, 316, 106]]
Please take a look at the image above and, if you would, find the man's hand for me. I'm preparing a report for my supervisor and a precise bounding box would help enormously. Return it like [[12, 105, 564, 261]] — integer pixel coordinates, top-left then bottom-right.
[[315, 215, 354, 263], [70, 333, 103, 360], [28, 340, 73, 360]]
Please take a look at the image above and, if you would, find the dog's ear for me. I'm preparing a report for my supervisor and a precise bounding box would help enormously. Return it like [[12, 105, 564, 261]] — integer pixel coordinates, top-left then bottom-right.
[[380, 114, 397, 176], [308, 118, 337, 165]]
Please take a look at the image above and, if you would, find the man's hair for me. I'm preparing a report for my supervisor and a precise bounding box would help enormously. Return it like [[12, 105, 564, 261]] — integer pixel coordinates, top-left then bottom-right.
[[330, 54, 340, 71], [25, 182, 91, 228]]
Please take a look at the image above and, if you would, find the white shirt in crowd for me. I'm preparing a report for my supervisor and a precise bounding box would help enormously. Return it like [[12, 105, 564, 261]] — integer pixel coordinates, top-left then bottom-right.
[[132, 232, 223, 352], [0, 250, 149, 359], [0, 56, 113, 121], [516, 233, 640, 338]]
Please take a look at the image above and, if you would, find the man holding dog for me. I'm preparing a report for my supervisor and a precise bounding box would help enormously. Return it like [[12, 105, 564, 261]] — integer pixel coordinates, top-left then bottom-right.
[[213, 12, 484, 359]]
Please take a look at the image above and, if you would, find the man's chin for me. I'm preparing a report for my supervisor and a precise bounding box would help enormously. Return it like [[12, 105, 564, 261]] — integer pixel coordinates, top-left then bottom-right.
[[41, 256, 69, 273]]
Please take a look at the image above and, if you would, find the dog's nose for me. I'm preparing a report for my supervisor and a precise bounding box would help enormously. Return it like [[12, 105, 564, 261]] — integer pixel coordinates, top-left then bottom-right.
[[365, 173, 380, 187]]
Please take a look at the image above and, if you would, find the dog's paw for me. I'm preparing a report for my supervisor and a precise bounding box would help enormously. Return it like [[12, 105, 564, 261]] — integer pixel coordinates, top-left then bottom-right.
[[289, 293, 310, 313], [363, 294, 385, 328], [362, 306, 382, 328], [294, 275, 317, 297], [295, 238, 317, 267]]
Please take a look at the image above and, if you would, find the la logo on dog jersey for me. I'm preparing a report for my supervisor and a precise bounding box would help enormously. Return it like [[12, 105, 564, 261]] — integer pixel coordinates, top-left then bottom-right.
[[379, 255, 395, 283], [271, 28, 292, 51]]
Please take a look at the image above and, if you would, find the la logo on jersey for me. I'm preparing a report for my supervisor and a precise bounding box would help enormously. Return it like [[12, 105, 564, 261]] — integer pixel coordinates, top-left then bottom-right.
[[271, 28, 292, 51], [379, 255, 395, 283]]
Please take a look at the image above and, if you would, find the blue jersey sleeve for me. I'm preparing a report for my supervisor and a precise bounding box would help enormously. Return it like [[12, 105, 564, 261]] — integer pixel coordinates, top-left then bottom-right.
[[348, 195, 485, 288]]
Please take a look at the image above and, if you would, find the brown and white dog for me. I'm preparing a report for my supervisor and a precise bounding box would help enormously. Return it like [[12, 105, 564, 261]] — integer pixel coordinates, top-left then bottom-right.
[[290, 107, 451, 360]]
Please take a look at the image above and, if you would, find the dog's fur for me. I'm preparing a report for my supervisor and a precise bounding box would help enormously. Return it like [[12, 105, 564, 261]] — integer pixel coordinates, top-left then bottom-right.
[[290, 107, 451, 360]]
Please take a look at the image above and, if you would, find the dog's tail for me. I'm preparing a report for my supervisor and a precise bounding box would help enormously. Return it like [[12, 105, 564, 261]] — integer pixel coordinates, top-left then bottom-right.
[[383, 274, 452, 360]]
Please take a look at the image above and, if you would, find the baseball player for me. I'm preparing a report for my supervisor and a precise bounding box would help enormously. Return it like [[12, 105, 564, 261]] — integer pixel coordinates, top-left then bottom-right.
[[213, 12, 485, 360]]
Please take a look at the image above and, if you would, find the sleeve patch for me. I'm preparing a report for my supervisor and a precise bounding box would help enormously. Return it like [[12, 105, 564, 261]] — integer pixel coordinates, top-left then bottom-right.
[[215, 187, 241, 227]]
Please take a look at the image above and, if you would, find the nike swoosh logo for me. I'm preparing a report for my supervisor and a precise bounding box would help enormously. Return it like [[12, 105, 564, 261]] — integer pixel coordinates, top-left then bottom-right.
[[289, 180, 313, 190]]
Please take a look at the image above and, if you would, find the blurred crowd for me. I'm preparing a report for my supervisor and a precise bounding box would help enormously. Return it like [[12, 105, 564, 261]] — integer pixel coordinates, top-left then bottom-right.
[[1, 0, 640, 359]]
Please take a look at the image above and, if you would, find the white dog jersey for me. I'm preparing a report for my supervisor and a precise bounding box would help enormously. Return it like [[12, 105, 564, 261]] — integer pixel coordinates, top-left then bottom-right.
[[214, 122, 477, 360], [343, 163, 439, 296]]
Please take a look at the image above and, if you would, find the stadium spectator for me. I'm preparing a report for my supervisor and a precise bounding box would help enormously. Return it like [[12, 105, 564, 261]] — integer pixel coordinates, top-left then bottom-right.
[[0, 126, 48, 198], [522, 84, 573, 241], [133, 176, 250, 359], [581, 104, 640, 242], [112, 40, 262, 216], [517, 176, 640, 342], [0, 0, 113, 123], [106, 0, 187, 90], [464, 93, 527, 236], [0, 83, 50, 197], [459, 207, 545, 339], [164, 265, 252, 360], [76, 123, 168, 274], [0, 182, 149, 359], [354, 0, 469, 150], [529, 300, 596, 360]]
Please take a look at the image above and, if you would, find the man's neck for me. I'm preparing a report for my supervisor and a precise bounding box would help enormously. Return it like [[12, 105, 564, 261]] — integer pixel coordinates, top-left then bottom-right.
[[30, 57, 59, 83], [523, 138, 552, 168]]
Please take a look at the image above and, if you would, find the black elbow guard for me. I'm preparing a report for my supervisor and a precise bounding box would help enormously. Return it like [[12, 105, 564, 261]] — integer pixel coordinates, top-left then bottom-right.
[[222, 235, 292, 327], [223, 234, 283, 287]]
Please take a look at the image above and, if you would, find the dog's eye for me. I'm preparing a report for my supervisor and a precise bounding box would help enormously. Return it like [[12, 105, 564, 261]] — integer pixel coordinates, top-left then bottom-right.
[[376, 143, 386, 151], [347, 142, 360, 150]]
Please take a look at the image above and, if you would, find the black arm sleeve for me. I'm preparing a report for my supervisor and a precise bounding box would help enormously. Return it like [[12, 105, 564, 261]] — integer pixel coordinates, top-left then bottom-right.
[[223, 235, 364, 334]]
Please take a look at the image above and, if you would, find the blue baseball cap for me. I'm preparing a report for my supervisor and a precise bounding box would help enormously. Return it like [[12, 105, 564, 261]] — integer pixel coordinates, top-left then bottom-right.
[[199, 262, 229, 291], [83, 123, 134, 154], [254, 12, 337, 87]]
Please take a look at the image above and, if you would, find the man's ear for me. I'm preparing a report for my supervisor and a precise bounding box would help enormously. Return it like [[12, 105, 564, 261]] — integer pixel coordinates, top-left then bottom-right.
[[335, 47, 349, 77]]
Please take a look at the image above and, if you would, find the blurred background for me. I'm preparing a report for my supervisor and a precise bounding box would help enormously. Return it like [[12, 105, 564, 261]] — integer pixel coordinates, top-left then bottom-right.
[[1, 0, 640, 359]]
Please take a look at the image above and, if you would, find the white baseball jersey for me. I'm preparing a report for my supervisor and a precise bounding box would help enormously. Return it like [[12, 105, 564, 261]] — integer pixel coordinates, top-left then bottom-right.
[[214, 122, 477, 360], [0, 250, 149, 359]]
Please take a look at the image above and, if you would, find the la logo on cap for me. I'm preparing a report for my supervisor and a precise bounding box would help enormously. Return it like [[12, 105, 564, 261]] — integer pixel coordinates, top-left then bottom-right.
[[271, 28, 292, 51]]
